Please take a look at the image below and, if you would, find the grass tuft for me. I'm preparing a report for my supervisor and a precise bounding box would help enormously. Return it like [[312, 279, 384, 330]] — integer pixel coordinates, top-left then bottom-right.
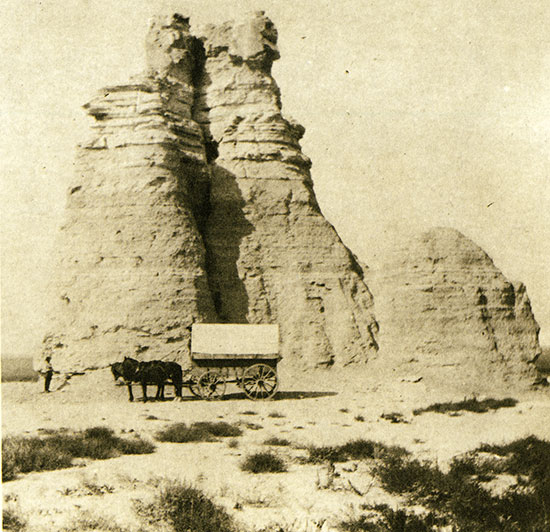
[[243, 422, 263, 430], [2, 427, 154, 481], [60, 511, 130, 532], [413, 397, 517, 416], [241, 451, 287, 473], [136, 481, 236, 532], [155, 421, 242, 443], [264, 437, 291, 446]]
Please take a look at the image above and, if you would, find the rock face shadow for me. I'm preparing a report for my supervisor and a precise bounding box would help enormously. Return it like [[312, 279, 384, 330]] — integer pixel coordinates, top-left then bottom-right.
[[203, 164, 254, 323]]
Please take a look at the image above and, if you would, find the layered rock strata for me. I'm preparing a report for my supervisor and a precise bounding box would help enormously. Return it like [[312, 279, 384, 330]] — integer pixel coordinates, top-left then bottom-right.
[[42, 16, 217, 371], [371, 227, 541, 384], [41, 13, 379, 370]]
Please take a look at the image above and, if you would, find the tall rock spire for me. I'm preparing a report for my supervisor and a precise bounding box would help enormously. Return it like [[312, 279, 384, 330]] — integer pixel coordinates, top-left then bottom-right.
[[41, 11, 380, 371]]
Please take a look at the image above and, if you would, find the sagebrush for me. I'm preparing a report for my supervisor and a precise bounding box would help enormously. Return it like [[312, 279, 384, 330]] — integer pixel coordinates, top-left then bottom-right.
[[136, 481, 236, 532], [2, 426, 155, 481], [241, 451, 287, 473], [155, 421, 242, 443]]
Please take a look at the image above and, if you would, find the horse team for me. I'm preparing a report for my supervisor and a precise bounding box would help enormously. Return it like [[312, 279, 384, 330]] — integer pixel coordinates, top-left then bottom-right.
[[111, 357, 183, 402]]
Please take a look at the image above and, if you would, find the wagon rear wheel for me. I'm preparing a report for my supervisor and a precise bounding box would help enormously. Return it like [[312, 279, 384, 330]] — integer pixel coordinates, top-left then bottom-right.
[[198, 370, 226, 400], [242, 364, 278, 400]]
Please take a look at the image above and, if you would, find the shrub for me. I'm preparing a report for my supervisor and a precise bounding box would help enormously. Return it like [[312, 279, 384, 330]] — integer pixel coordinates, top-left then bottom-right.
[[241, 452, 287, 473], [2, 504, 27, 532], [2, 427, 155, 481], [371, 436, 550, 531], [477, 435, 550, 525], [115, 436, 156, 455], [2, 437, 74, 479], [268, 411, 285, 418], [341, 505, 444, 532], [136, 481, 236, 532], [155, 423, 213, 443], [156, 422, 242, 443], [413, 397, 517, 416], [193, 422, 242, 438], [477, 435, 550, 476], [307, 439, 409, 464], [380, 412, 408, 423], [374, 455, 446, 498], [264, 437, 291, 446]]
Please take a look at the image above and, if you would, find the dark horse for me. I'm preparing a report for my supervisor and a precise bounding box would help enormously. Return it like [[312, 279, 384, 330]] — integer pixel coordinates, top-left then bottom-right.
[[114, 357, 183, 402]]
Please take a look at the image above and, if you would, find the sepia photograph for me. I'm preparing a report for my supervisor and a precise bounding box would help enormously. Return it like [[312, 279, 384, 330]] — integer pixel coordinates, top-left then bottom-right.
[[2, 1, 549, 530]]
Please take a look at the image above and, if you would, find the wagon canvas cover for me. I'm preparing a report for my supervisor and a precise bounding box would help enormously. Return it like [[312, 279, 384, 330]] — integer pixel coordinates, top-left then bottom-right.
[[191, 324, 280, 359]]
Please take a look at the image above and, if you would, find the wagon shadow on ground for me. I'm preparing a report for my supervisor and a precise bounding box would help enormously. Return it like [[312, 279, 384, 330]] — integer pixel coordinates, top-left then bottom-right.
[[127, 390, 338, 402], [208, 390, 338, 401]]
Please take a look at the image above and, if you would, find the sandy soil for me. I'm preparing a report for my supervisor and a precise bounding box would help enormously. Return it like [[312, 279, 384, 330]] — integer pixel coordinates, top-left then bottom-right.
[[2, 367, 550, 531]]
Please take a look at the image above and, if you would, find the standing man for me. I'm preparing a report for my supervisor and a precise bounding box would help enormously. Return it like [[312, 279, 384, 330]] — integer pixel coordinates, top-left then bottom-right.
[[39, 356, 54, 392]]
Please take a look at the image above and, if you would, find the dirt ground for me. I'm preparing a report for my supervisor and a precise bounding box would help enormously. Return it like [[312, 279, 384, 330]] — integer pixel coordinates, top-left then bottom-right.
[[2, 366, 550, 531]]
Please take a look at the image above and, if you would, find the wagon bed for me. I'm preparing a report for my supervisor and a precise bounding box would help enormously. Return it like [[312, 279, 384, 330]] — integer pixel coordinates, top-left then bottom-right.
[[188, 324, 280, 400]]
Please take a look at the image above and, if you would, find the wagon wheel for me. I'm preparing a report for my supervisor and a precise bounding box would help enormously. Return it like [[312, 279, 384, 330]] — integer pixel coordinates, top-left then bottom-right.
[[242, 364, 278, 400], [198, 370, 226, 400], [188, 374, 201, 397]]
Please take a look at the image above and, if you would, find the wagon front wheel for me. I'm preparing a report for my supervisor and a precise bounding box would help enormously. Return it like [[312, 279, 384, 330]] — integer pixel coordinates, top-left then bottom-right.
[[188, 374, 201, 397], [198, 371, 226, 400], [242, 364, 278, 400]]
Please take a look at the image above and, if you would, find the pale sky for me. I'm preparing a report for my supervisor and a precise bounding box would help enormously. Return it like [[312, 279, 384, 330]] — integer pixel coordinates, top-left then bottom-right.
[[2, 0, 549, 356]]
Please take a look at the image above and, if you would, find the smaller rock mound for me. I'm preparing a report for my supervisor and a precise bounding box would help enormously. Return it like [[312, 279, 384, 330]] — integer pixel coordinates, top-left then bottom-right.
[[370, 227, 541, 389]]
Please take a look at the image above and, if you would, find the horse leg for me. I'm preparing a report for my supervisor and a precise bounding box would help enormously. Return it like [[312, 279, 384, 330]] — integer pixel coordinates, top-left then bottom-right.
[[127, 382, 134, 402], [175, 380, 182, 400], [142, 381, 148, 402]]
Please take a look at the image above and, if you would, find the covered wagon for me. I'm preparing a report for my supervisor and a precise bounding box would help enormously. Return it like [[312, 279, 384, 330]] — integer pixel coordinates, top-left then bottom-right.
[[188, 324, 281, 400]]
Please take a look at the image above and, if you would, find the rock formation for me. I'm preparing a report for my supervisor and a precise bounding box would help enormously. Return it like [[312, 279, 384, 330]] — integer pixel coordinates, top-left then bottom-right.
[[194, 14, 379, 366], [40, 12, 379, 371], [370, 227, 541, 385], [40, 12, 540, 384]]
